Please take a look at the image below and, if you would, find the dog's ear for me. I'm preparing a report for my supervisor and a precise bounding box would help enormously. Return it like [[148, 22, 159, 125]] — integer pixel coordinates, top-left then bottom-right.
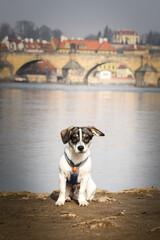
[[87, 126, 105, 136], [61, 127, 74, 144]]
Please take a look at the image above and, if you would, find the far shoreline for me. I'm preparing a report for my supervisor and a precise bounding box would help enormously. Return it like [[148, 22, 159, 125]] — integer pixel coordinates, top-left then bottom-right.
[[0, 82, 160, 93]]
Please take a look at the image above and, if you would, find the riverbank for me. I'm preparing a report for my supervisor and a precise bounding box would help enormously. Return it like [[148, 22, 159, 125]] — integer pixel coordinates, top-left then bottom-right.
[[0, 187, 160, 240], [0, 82, 160, 93]]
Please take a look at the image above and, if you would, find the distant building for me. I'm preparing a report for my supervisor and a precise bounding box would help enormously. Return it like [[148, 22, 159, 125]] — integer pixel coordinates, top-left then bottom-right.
[[21, 61, 57, 76], [51, 38, 61, 51], [1, 36, 53, 53], [97, 62, 117, 77], [117, 64, 134, 78], [0, 42, 8, 52], [95, 70, 111, 80], [36, 61, 57, 75], [1, 35, 117, 54], [112, 30, 140, 45], [23, 38, 43, 53], [51, 37, 117, 54], [41, 41, 53, 52], [97, 41, 116, 55], [2, 36, 24, 52], [124, 44, 147, 55]]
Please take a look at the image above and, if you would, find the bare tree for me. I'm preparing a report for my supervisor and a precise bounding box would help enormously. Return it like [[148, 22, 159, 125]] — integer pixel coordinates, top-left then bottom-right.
[[0, 23, 16, 41], [146, 31, 160, 46], [85, 34, 98, 40], [52, 29, 63, 38], [103, 25, 112, 42], [38, 25, 52, 41], [15, 20, 37, 39]]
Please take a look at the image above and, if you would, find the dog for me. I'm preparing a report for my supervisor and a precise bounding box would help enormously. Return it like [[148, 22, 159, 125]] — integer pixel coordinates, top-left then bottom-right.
[[55, 126, 105, 206]]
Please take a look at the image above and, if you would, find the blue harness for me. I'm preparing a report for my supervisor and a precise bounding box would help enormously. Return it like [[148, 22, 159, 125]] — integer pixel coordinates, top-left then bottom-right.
[[64, 151, 89, 185]]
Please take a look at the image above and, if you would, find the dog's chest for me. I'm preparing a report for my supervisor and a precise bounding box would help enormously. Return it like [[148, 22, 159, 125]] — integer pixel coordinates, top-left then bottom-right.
[[60, 151, 91, 185], [66, 166, 83, 183], [65, 162, 87, 185]]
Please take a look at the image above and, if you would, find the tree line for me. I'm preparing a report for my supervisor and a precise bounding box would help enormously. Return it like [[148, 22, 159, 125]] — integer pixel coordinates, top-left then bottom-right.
[[145, 31, 160, 46], [1, 20, 160, 46], [85, 26, 113, 42], [0, 20, 63, 42], [0, 20, 113, 43]]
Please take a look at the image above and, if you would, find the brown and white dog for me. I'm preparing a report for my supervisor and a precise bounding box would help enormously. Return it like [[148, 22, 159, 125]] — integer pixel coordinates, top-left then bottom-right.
[[55, 126, 105, 206]]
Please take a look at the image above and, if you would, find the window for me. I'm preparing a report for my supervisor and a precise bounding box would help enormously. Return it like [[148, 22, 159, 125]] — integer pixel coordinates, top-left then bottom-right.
[[78, 44, 86, 49], [65, 42, 70, 48], [70, 43, 76, 50], [10, 43, 14, 49]]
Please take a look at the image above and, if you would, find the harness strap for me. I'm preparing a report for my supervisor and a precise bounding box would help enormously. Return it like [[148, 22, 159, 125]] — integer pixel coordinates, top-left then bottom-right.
[[64, 151, 89, 168], [64, 151, 89, 185]]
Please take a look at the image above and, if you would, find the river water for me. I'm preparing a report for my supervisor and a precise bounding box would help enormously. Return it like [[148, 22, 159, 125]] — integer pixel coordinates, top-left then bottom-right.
[[0, 83, 160, 193]]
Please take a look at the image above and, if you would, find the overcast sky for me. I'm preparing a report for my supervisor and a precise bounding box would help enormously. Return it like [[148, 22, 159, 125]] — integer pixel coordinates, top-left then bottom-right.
[[0, 0, 160, 38]]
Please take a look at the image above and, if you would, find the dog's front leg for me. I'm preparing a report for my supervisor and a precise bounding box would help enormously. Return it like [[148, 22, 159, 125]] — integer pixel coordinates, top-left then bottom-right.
[[78, 175, 89, 206], [55, 173, 66, 206]]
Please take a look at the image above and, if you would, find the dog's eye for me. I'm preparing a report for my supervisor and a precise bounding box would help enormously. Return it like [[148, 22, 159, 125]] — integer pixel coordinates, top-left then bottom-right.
[[83, 136, 90, 143], [71, 134, 79, 143]]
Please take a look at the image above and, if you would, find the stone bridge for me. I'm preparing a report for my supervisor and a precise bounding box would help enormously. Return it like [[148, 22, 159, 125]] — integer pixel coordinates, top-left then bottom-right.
[[0, 52, 160, 82]]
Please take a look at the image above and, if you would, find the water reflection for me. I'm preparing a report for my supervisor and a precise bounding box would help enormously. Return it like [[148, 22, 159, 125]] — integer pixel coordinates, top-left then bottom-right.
[[0, 86, 160, 193]]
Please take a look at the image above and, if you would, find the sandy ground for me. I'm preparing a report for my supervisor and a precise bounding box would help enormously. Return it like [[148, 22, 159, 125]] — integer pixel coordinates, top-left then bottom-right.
[[0, 187, 160, 240]]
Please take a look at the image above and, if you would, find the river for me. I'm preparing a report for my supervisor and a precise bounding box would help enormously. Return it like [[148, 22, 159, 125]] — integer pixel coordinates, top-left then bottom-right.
[[0, 83, 160, 193]]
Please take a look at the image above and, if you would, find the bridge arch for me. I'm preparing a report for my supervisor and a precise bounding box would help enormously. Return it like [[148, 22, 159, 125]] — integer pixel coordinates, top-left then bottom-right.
[[84, 60, 135, 83], [15, 59, 60, 76], [16, 59, 42, 75]]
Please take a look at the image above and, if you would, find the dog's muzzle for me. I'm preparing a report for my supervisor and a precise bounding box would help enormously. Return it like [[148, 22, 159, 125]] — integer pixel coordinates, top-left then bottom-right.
[[77, 145, 84, 152]]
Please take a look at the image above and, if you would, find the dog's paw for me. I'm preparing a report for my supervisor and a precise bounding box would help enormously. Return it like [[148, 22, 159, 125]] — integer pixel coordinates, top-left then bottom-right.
[[55, 200, 65, 206], [79, 199, 89, 207], [65, 197, 71, 202]]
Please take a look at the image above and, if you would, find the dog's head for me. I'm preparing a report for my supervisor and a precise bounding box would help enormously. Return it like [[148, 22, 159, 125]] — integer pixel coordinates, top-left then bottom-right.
[[61, 126, 105, 153]]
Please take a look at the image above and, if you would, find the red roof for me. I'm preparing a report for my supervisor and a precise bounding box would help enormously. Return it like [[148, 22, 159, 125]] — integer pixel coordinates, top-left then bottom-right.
[[59, 39, 99, 51], [23, 40, 42, 50], [117, 65, 127, 69], [0, 42, 8, 50], [124, 45, 145, 51], [41, 42, 53, 52], [52, 38, 61, 48], [97, 41, 116, 51], [9, 38, 22, 44], [38, 61, 57, 73], [52, 38, 116, 52], [114, 30, 139, 36], [22, 61, 57, 74]]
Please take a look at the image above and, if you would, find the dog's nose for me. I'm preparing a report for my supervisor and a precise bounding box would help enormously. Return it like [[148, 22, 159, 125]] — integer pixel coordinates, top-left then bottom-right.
[[78, 145, 84, 152]]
